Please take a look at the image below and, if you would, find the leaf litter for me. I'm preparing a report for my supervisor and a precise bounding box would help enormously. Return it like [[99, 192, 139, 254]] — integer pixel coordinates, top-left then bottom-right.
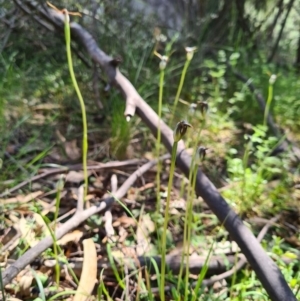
[[1, 115, 299, 301]]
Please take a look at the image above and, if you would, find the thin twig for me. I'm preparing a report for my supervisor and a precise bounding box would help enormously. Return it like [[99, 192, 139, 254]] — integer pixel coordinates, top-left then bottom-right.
[[104, 174, 118, 237], [0, 158, 143, 197], [267, 0, 295, 63], [1, 154, 170, 287], [201, 215, 281, 287]]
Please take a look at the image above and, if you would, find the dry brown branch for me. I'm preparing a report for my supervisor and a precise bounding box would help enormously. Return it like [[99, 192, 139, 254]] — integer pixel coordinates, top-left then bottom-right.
[[6, 2, 297, 300], [43, 253, 246, 279], [2, 154, 170, 287], [0, 158, 143, 197]]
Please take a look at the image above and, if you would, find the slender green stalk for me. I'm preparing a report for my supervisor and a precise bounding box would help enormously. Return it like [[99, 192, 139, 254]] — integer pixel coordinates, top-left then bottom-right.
[[53, 176, 64, 287], [144, 269, 155, 301], [264, 75, 276, 126], [155, 67, 165, 220], [183, 163, 198, 299], [31, 269, 46, 301], [191, 241, 214, 301], [177, 119, 205, 297], [160, 140, 178, 301], [64, 12, 88, 201], [264, 84, 273, 126], [229, 253, 240, 299], [241, 139, 252, 206], [170, 47, 196, 125], [150, 258, 162, 296], [97, 270, 104, 301], [100, 278, 113, 301], [106, 243, 125, 289], [170, 60, 191, 124], [48, 290, 78, 301]]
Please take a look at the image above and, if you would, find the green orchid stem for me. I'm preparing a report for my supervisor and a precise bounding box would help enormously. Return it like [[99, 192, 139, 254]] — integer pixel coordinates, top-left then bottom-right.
[[54, 178, 63, 288], [156, 69, 165, 214], [160, 141, 178, 301], [264, 83, 273, 127], [184, 164, 198, 296], [171, 59, 191, 125], [64, 13, 88, 200], [177, 118, 206, 298]]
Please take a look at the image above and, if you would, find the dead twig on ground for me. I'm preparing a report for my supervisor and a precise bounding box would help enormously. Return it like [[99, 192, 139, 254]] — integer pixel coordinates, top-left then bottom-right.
[[202, 215, 281, 287], [0, 158, 144, 197], [1, 154, 170, 287]]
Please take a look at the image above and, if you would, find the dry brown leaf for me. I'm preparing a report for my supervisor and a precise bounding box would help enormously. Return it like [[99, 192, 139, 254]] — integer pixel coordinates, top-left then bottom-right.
[[18, 273, 34, 296], [27, 113, 46, 125], [74, 239, 97, 301], [66, 170, 92, 184], [113, 215, 136, 228], [65, 140, 81, 161], [136, 213, 155, 256], [57, 230, 83, 246], [32, 103, 61, 110], [1, 191, 43, 204]]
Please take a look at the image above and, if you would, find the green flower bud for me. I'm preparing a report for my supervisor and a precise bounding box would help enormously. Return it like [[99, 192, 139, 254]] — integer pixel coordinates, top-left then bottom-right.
[[173, 120, 192, 142], [269, 74, 277, 85], [196, 146, 208, 163], [198, 101, 209, 117], [159, 55, 169, 70], [185, 47, 197, 61]]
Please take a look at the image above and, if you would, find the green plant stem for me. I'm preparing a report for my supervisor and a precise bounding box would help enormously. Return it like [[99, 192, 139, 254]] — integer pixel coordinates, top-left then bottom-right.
[[184, 163, 198, 298], [53, 176, 63, 287], [264, 83, 273, 127], [156, 69, 165, 217], [241, 139, 252, 206], [64, 13, 88, 201], [177, 119, 205, 298], [171, 59, 191, 125], [191, 241, 214, 301], [106, 244, 125, 289], [160, 141, 178, 301]]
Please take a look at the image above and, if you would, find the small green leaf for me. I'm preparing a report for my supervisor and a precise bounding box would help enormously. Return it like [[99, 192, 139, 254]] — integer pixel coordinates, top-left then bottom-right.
[[230, 52, 240, 61], [209, 69, 225, 78]]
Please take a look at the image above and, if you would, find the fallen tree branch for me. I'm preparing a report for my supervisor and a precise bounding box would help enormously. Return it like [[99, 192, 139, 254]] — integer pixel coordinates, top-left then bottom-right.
[[7, 2, 297, 300], [1, 154, 170, 287], [43, 254, 246, 279]]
